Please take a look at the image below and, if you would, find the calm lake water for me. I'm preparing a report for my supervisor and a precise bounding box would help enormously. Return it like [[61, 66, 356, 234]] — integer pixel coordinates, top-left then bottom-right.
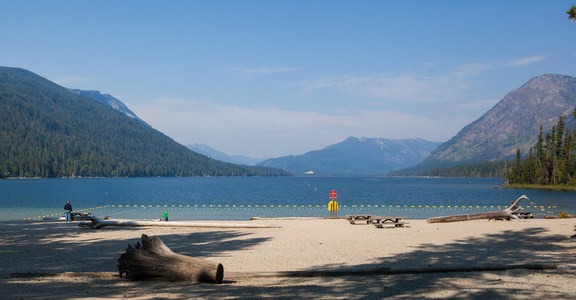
[[0, 177, 574, 221]]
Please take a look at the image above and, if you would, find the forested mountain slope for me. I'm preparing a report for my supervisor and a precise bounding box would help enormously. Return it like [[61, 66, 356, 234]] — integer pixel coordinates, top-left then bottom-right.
[[398, 74, 576, 176], [0, 66, 290, 177], [429, 74, 576, 163]]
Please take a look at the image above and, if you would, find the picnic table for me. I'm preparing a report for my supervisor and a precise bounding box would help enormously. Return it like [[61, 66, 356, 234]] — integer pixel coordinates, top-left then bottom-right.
[[71, 212, 92, 221], [490, 211, 534, 221], [371, 216, 408, 228], [515, 212, 534, 219], [345, 214, 375, 224], [345, 215, 408, 228]]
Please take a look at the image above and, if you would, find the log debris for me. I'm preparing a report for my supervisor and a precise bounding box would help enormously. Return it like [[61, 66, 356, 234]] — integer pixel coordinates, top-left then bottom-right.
[[117, 234, 223, 283], [80, 217, 279, 229], [230, 263, 557, 279], [427, 195, 529, 223]]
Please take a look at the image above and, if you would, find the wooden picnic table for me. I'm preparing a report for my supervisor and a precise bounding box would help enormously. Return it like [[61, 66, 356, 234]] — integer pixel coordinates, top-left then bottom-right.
[[345, 215, 408, 228], [515, 212, 534, 219], [71, 212, 92, 221], [370, 216, 408, 228], [490, 211, 534, 221], [345, 214, 375, 224]]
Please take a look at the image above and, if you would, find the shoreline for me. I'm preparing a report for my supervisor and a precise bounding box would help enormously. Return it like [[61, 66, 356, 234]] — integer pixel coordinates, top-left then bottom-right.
[[1, 218, 575, 298], [502, 183, 576, 190]]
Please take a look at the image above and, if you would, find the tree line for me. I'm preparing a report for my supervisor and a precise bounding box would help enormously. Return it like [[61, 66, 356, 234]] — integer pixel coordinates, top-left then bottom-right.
[[504, 110, 576, 186]]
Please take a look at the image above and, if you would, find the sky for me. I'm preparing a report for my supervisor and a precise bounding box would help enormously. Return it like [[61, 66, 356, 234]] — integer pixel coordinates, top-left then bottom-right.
[[2, 1, 576, 158]]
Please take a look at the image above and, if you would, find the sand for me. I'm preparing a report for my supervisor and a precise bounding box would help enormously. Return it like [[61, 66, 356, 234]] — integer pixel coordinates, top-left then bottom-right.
[[1, 217, 575, 299]]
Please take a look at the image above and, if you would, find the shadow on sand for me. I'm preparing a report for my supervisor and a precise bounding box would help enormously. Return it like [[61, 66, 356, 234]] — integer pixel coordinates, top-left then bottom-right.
[[1, 220, 575, 299]]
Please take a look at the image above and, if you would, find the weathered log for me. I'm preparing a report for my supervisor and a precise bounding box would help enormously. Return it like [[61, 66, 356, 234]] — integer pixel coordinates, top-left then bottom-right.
[[117, 234, 223, 283], [230, 263, 557, 279], [80, 217, 279, 229], [427, 195, 529, 223]]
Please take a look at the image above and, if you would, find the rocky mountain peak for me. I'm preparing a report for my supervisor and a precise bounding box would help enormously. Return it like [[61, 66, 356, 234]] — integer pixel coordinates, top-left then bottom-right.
[[425, 74, 576, 164], [523, 74, 574, 92]]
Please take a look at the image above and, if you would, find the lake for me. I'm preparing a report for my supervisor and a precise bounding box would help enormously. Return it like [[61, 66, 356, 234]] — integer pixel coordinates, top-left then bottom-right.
[[0, 177, 574, 221]]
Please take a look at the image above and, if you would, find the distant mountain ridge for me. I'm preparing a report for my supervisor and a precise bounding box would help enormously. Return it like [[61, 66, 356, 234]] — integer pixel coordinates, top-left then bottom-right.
[[257, 137, 442, 176], [186, 143, 264, 166]]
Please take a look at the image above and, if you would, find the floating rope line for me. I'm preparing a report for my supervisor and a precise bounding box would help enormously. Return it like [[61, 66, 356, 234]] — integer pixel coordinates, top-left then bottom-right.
[[109, 203, 556, 210], [24, 205, 112, 221], [25, 203, 558, 220]]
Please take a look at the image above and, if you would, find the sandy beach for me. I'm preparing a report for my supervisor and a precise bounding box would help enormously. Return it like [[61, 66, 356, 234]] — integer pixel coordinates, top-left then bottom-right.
[[1, 217, 575, 299]]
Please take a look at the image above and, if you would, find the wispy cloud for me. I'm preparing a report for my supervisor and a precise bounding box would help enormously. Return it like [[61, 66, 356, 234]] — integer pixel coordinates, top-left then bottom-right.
[[53, 76, 90, 86], [454, 55, 546, 76], [133, 97, 458, 157], [131, 54, 548, 157], [134, 97, 348, 156], [224, 67, 300, 75], [506, 55, 546, 67], [452, 63, 493, 77], [305, 73, 469, 102], [305, 55, 547, 102]]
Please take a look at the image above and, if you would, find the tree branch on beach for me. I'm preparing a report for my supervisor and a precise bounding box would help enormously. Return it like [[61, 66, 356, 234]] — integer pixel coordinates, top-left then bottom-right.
[[427, 195, 528, 223]]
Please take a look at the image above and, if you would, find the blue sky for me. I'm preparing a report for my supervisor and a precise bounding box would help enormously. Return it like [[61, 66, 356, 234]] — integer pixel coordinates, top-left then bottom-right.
[[2, 1, 576, 158]]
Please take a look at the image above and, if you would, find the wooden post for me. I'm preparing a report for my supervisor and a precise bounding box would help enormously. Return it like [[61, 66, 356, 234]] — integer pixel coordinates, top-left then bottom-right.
[[117, 234, 224, 283], [427, 195, 529, 223]]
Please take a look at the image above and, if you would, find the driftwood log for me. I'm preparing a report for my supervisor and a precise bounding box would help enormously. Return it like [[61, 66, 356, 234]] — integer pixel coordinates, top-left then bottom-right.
[[117, 234, 224, 283], [231, 263, 557, 279], [427, 195, 529, 223], [80, 217, 279, 229]]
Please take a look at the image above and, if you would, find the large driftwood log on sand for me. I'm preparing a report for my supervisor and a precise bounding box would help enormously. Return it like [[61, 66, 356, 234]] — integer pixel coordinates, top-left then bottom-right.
[[79, 217, 279, 229], [117, 234, 224, 283], [427, 195, 529, 223]]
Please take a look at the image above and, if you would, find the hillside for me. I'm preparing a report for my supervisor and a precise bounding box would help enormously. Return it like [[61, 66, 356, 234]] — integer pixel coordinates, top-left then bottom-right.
[[431, 74, 576, 162], [399, 74, 576, 176], [69, 89, 148, 125], [257, 137, 441, 176], [0, 66, 290, 177], [186, 143, 264, 166]]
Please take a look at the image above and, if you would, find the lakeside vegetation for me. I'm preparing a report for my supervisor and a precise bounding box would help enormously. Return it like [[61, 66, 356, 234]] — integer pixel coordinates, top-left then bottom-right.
[[503, 110, 576, 188], [389, 160, 505, 178], [504, 183, 576, 191]]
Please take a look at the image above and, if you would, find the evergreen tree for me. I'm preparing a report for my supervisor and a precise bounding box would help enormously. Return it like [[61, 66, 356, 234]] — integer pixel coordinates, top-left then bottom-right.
[[505, 112, 576, 186]]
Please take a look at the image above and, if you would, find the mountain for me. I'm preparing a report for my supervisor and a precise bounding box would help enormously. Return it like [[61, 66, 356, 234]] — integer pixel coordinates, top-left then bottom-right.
[[257, 137, 442, 176], [402, 74, 576, 175], [69, 89, 148, 125], [186, 143, 264, 166], [0, 66, 290, 177]]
